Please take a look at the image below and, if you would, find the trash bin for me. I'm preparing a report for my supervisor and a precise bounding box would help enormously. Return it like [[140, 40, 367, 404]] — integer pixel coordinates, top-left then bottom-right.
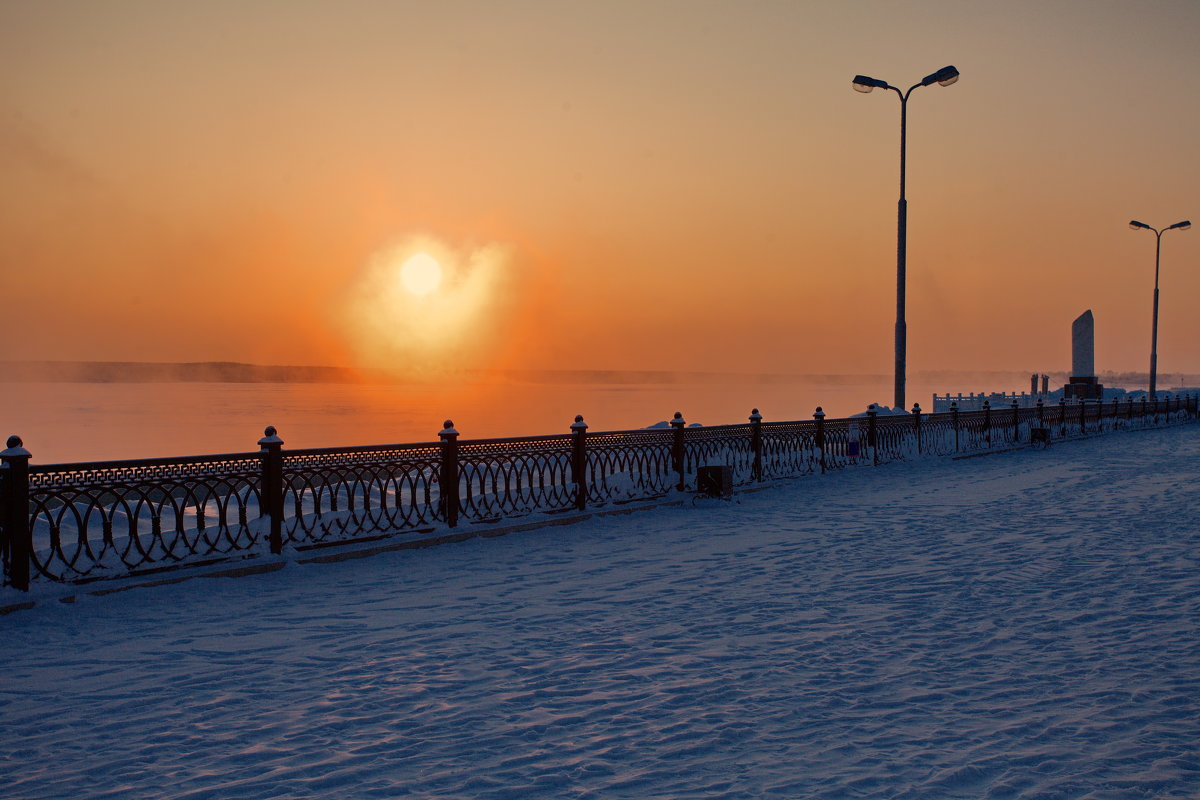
[[696, 465, 733, 498]]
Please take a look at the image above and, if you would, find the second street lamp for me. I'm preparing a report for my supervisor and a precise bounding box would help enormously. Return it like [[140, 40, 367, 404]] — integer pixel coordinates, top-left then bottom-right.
[[853, 65, 959, 411], [1130, 218, 1191, 399]]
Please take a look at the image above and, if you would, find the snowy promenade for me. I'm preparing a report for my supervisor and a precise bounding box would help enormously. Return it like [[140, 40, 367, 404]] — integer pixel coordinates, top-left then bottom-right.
[[4, 425, 1200, 799]]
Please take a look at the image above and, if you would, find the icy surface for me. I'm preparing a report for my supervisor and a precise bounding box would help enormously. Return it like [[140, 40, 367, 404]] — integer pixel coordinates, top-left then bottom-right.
[[4, 426, 1200, 798]]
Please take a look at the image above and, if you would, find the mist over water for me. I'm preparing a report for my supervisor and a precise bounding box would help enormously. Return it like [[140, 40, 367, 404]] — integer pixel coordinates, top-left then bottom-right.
[[0, 372, 1054, 464]]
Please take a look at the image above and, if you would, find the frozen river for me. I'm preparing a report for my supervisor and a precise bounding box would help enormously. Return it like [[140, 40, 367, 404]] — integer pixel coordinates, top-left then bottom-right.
[[3, 423, 1198, 798], [1, 373, 985, 463]]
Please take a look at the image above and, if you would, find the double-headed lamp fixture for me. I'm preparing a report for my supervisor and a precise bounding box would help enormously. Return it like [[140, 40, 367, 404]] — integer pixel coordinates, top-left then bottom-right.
[[1129, 220, 1191, 232], [852, 65, 959, 94]]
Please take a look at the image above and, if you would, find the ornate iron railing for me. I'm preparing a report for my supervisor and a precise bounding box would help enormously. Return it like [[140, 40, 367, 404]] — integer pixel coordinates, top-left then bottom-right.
[[280, 440, 444, 545], [3, 395, 1196, 591], [587, 426, 677, 502], [20, 452, 264, 584]]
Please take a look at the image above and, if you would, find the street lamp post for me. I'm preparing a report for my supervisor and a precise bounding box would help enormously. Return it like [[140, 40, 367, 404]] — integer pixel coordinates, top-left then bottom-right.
[[1129, 219, 1191, 399], [853, 65, 959, 412]]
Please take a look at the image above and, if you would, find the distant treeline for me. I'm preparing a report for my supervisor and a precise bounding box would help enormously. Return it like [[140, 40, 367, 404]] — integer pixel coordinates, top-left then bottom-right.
[[0, 361, 889, 385], [0, 361, 362, 384], [1, 361, 1192, 388]]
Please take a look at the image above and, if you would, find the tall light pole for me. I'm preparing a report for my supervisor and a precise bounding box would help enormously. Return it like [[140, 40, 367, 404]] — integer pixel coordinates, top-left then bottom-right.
[[1130, 219, 1191, 399], [853, 65, 959, 411]]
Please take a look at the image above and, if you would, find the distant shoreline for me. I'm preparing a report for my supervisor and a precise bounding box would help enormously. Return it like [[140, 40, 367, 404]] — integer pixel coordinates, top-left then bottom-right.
[[0, 360, 1186, 388]]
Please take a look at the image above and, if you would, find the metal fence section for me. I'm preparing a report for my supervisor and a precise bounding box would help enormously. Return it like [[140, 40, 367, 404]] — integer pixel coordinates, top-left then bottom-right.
[[280, 440, 444, 546], [760, 418, 820, 480], [585, 425, 677, 504], [3, 396, 1196, 591], [23, 450, 264, 584], [457, 434, 577, 522]]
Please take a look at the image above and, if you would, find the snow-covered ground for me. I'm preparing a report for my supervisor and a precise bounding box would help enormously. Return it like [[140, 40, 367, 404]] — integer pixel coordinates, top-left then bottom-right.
[[3, 425, 1199, 799]]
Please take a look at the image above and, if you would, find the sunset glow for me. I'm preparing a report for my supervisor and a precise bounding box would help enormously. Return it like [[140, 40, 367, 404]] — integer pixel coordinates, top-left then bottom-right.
[[399, 253, 443, 296], [340, 236, 519, 372], [0, 1, 1197, 386]]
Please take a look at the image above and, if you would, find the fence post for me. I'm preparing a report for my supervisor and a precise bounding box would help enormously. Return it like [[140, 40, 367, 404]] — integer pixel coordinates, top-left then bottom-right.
[[866, 404, 878, 465], [1127, 396, 1134, 424], [258, 426, 284, 555], [1011, 398, 1020, 444], [983, 400, 991, 448], [1110, 396, 1118, 430], [911, 403, 922, 454], [749, 408, 763, 482], [570, 415, 588, 510], [1059, 397, 1067, 438], [1079, 399, 1087, 434], [1141, 396, 1147, 426], [1, 436, 32, 592], [951, 401, 960, 453], [439, 420, 460, 528], [814, 407, 826, 473], [670, 412, 687, 491], [1037, 396, 1045, 428]]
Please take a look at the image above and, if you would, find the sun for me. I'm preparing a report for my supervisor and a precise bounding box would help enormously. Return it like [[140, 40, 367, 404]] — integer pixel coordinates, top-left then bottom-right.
[[399, 252, 443, 296]]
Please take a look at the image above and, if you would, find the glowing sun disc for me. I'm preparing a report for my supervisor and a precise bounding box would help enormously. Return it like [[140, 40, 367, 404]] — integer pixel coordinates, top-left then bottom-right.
[[399, 253, 443, 296]]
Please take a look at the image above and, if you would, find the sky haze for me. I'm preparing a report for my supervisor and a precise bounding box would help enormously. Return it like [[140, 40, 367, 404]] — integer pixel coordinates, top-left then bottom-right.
[[2, 0, 1197, 378]]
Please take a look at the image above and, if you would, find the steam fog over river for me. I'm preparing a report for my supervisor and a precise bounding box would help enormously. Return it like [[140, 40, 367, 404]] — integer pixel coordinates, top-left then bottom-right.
[[5, 373, 1034, 463]]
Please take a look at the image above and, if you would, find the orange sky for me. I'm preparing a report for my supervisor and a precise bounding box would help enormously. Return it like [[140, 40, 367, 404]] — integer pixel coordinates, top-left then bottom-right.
[[2, 0, 1198, 378]]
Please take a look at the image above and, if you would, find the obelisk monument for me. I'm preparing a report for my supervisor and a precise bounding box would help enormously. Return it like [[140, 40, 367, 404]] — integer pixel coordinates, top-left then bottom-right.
[[1072, 310, 1094, 378], [1065, 309, 1103, 400]]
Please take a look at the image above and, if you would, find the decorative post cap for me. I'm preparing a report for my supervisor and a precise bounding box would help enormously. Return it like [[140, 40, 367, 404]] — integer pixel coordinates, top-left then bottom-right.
[[440, 420, 459, 438], [1, 434, 31, 459], [912, 403, 921, 413], [813, 407, 825, 419], [571, 414, 588, 432], [749, 408, 762, 423], [950, 401, 958, 411], [258, 425, 284, 447], [983, 400, 991, 409], [670, 411, 686, 429], [867, 404, 877, 414]]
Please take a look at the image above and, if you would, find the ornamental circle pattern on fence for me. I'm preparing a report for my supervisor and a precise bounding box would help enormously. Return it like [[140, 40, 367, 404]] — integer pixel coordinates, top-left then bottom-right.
[[2, 396, 1196, 590]]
